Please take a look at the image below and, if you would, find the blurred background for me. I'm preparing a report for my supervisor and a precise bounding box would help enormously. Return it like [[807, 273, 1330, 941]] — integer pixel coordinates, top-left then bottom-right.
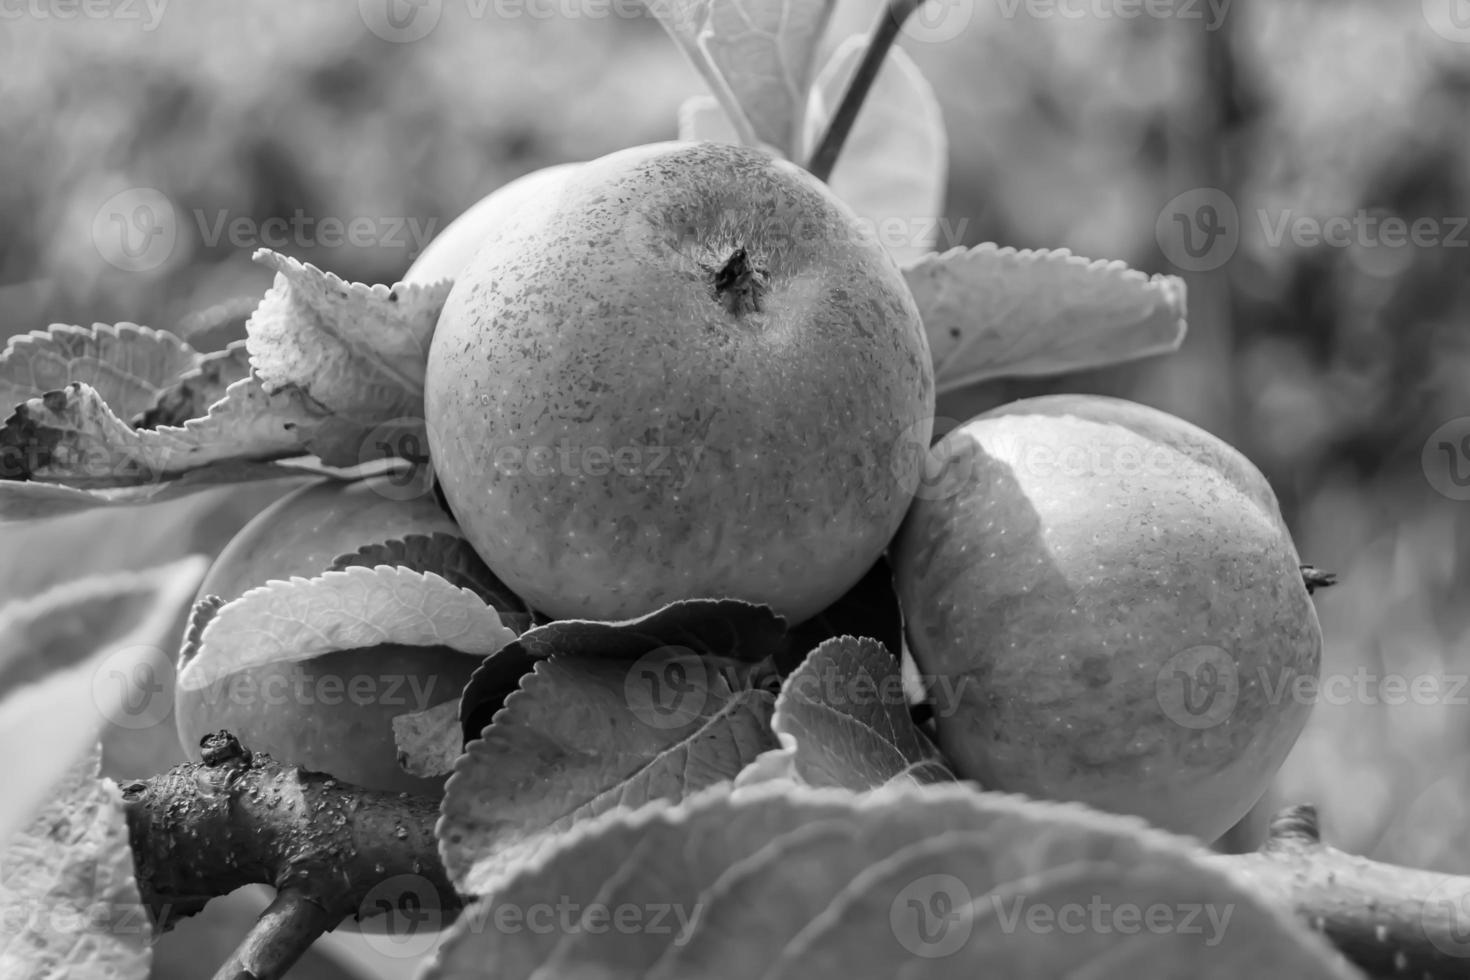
[[2, 0, 1468, 976]]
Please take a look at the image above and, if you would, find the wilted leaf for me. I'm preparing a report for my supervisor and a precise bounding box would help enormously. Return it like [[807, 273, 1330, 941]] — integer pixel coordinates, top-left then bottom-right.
[[459, 598, 788, 742], [0, 750, 150, 980], [0, 322, 199, 424], [134, 341, 252, 429], [802, 37, 947, 265], [778, 556, 901, 674], [0, 557, 206, 843], [440, 650, 778, 897], [645, 0, 834, 155], [393, 699, 464, 779], [775, 636, 953, 789], [0, 375, 335, 487], [426, 783, 1356, 980], [330, 532, 532, 633], [176, 565, 515, 692], [0, 458, 330, 522], [245, 249, 450, 465], [905, 245, 1188, 393]]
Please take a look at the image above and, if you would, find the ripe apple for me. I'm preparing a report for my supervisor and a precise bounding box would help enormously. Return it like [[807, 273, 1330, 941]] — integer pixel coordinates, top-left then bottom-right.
[[891, 395, 1322, 841], [404, 163, 580, 286], [175, 476, 484, 796], [425, 140, 934, 622]]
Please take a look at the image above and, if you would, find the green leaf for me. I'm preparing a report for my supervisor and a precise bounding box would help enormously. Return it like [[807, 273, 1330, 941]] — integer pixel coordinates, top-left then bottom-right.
[[245, 249, 450, 465], [425, 784, 1357, 980], [439, 651, 779, 898], [0, 750, 150, 980], [393, 699, 464, 779], [768, 636, 954, 790], [175, 565, 515, 692], [904, 245, 1189, 394], [645, 0, 834, 155], [0, 322, 199, 424], [458, 598, 788, 742], [801, 37, 948, 266], [329, 532, 532, 634], [0, 557, 206, 843]]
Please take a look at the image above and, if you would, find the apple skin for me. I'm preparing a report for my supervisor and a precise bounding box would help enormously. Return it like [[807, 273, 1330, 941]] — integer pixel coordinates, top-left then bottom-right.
[[175, 477, 483, 797], [891, 395, 1321, 841], [404, 163, 581, 287], [426, 140, 934, 622]]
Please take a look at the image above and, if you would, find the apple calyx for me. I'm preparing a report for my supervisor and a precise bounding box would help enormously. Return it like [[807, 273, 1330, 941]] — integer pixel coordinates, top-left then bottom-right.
[[710, 246, 767, 316]]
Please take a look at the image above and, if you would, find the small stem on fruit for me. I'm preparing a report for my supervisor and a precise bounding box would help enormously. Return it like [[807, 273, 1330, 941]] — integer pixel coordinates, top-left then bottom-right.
[[1300, 565, 1337, 595], [710, 246, 768, 316], [806, 0, 928, 183]]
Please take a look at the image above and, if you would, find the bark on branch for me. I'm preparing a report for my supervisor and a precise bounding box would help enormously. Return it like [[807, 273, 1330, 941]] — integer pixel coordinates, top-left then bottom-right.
[[123, 733, 1470, 980]]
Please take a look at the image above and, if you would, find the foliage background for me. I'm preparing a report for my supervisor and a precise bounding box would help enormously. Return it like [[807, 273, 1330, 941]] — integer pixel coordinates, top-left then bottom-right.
[[1, 0, 1467, 975]]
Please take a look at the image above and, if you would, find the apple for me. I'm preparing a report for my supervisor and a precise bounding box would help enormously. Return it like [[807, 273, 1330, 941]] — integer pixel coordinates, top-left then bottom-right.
[[425, 140, 934, 622], [891, 395, 1322, 841], [175, 476, 484, 796], [404, 163, 580, 287]]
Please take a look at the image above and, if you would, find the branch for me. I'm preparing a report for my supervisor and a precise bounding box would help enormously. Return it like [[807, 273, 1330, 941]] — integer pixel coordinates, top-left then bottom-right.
[[1207, 805, 1470, 979], [805, 0, 926, 182], [123, 736, 1470, 980], [121, 732, 461, 980]]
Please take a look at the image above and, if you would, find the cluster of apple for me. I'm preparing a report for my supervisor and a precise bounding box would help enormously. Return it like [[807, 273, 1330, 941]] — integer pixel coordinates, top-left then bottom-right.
[[178, 141, 1321, 842]]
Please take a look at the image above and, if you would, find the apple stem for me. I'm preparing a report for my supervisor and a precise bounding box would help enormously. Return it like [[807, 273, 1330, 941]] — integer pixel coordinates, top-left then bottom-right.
[[806, 0, 928, 183], [711, 246, 768, 316]]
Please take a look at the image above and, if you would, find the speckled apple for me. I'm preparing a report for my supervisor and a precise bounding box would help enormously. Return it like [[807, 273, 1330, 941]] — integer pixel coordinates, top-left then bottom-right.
[[175, 477, 483, 797], [891, 395, 1322, 841], [426, 140, 934, 622]]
